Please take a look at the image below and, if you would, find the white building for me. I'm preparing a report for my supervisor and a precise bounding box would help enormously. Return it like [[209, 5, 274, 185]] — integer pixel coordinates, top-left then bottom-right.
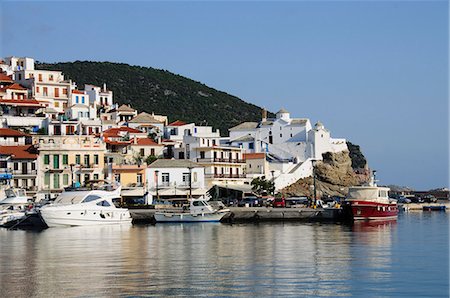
[[146, 159, 206, 204], [85, 84, 113, 110]]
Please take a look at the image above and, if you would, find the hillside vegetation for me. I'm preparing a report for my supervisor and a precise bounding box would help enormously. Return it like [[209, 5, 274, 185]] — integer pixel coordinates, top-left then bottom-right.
[[38, 61, 267, 134]]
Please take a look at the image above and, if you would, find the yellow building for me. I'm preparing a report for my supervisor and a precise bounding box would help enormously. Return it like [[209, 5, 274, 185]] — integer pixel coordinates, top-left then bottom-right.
[[35, 135, 106, 200], [112, 164, 147, 204]]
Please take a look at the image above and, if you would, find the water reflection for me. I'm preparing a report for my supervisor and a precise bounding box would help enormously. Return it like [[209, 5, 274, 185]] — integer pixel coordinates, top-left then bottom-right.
[[0, 214, 448, 297]]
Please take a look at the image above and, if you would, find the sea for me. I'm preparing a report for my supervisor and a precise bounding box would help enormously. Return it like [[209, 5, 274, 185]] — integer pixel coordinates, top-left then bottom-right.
[[0, 212, 448, 297]]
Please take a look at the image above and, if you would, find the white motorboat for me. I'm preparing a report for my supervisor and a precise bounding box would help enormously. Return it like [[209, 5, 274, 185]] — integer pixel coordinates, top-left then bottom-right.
[[39, 187, 132, 228], [0, 188, 32, 205], [0, 205, 27, 227], [154, 198, 229, 223]]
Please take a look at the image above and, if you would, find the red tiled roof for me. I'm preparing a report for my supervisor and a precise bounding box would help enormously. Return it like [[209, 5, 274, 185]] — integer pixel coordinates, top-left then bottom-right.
[[6, 83, 27, 90], [244, 153, 266, 160], [0, 145, 37, 160], [102, 126, 142, 138], [131, 138, 163, 146], [0, 128, 28, 137], [72, 89, 84, 94], [0, 73, 13, 82], [168, 120, 187, 126], [0, 99, 42, 107]]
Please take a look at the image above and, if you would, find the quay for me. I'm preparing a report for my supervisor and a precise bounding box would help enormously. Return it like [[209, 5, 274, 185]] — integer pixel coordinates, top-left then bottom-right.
[[130, 206, 349, 224], [401, 202, 449, 211]]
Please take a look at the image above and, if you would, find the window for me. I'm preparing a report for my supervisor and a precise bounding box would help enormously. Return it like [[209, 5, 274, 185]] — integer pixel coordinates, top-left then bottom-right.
[[18, 74, 22, 80], [81, 96, 85, 104], [62, 88, 67, 95], [14, 137, 18, 142], [53, 173, 60, 189], [31, 162, 36, 171], [150, 148, 155, 156], [36, 86, 40, 93], [38, 74, 42, 82], [14, 162, 18, 171], [96, 200, 111, 207], [43, 87, 48, 96], [54, 88, 59, 97], [75, 154, 81, 164], [140, 149, 145, 156], [44, 173, 50, 186], [0, 161, 6, 168], [182, 173, 190, 185], [94, 155, 99, 165], [62, 154, 68, 165], [161, 173, 169, 185], [82, 195, 101, 203], [63, 174, 69, 185], [193, 172, 197, 182], [53, 155, 60, 169], [84, 174, 90, 182], [44, 155, 50, 165], [137, 174, 143, 185], [84, 155, 90, 166], [49, 74, 54, 81], [200, 151, 205, 159], [115, 174, 121, 183], [54, 102, 59, 108], [76, 96, 79, 104], [280, 134, 282, 138], [249, 142, 254, 150]]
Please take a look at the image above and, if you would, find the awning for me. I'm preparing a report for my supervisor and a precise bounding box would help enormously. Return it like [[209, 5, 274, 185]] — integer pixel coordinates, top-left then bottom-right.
[[212, 183, 253, 193]]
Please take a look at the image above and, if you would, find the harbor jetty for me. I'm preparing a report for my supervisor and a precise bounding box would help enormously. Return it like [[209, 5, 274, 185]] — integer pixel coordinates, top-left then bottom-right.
[[130, 206, 350, 224]]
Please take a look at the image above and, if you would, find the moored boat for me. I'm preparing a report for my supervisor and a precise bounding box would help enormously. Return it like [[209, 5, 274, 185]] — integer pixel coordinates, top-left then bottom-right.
[[154, 198, 229, 223], [39, 185, 132, 228], [0, 187, 32, 205], [346, 172, 398, 221]]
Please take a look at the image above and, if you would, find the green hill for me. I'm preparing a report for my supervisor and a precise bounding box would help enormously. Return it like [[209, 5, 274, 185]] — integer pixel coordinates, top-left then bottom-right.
[[37, 61, 268, 134]]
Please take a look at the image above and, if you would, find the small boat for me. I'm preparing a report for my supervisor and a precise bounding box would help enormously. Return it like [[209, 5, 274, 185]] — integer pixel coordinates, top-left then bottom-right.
[[423, 205, 446, 211], [154, 198, 229, 223], [39, 185, 132, 228], [0, 205, 27, 227], [0, 188, 33, 205], [346, 172, 398, 221]]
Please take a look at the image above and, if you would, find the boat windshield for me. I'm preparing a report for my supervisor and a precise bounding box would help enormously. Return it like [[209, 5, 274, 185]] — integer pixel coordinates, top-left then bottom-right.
[[192, 200, 207, 206], [54, 191, 91, 204], [96, 200, 111, 207], [348, 188, 379, 200], [17, 189, 26, 197], [81, 195, 102, 203]]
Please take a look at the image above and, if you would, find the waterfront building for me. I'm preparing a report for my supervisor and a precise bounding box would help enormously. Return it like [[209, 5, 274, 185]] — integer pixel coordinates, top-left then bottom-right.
[[243, 153, 270, 179], [34, 135, 106, 200], [146, 159, 206, 204], [229, 108, 347, 190], [0, 145, 39, 196], [112, 164, 147, 204]]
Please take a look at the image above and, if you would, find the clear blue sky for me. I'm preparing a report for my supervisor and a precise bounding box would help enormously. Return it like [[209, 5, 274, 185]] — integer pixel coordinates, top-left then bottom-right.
[[1, 1, 448, 190]]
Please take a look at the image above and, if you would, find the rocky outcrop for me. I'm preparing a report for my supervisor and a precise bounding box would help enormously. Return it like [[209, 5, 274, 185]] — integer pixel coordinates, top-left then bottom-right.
[[282, 150, 370, 197]]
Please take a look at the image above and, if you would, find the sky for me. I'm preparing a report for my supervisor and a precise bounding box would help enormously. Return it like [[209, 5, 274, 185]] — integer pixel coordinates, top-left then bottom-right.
[[0, 1, 448, 190]]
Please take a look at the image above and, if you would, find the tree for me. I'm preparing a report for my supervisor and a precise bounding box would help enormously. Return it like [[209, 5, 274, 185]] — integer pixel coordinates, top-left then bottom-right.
[[145, 155, 158, 165], [251, 176, 275, 195]]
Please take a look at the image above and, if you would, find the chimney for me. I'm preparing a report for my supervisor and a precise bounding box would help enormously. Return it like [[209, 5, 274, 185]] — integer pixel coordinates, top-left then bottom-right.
[[103, 83, 107, 92], [262, 108, 267, 122], [133, 137, 137, 144]]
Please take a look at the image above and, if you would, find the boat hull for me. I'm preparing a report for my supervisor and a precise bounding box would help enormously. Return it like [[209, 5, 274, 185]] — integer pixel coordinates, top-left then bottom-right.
[[349, 200, 398, 220], [40, 207, 132, 228], [154, 211, 227, 223]]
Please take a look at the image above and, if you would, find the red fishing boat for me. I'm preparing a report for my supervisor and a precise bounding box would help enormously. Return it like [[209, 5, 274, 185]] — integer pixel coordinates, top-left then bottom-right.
[[346, 172, 398, 221]]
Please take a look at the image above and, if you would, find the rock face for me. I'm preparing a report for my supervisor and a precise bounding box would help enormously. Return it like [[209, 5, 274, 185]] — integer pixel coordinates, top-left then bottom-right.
[[282, 150, 370, 197]]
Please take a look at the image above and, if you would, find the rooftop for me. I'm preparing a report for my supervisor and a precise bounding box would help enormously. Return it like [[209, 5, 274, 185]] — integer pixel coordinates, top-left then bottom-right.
[[148, 159, 201, 169], [0, 128, 28, 137], [168, 120, 187, 127], [131, 138, 163, 146], [0, 73, 13, 82], [229, 122, 259, 131], [244, 153, 266, 160], [117, 104, 136, 113], [129, 112, 165, 124], [0, 145, 37, 159]]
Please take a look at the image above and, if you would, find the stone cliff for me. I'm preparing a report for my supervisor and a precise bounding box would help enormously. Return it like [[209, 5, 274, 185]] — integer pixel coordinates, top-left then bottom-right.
[[282, 150, 370, 197]]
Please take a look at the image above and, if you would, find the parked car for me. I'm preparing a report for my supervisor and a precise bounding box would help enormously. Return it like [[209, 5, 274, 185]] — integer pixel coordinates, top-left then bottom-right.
[[238, 196, 262, 207], [397, 196, 412, 204], [285, 197, 308, 207], [410, 196, 424, 203], [273, 197, 286, 208], [422, 195, 437, 203]]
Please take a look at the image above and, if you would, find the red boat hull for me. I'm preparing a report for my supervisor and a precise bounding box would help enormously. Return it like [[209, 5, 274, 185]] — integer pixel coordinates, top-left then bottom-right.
[[350, 200, 398, 220]]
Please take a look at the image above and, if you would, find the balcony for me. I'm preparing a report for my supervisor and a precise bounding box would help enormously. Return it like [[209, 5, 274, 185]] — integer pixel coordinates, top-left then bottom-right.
[[196, 158, 245, 164], [205, 174, 246, 179], [10, 170, 38, 176], [153, 181, 201, 189]]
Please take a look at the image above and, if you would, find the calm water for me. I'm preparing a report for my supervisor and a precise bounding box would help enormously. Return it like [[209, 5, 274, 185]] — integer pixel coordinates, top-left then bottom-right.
[[0, 212, 448, 297]]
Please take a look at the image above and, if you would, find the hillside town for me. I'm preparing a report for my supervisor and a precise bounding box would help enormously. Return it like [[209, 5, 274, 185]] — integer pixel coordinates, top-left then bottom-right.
[[0, 56, 353, 205]]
